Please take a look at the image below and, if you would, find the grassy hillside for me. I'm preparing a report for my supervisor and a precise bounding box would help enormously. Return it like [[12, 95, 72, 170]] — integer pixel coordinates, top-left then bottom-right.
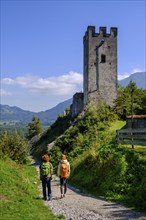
[[68, 123, 146, 212], [31, 105, 146, 212], [0, 157, 64, 220]]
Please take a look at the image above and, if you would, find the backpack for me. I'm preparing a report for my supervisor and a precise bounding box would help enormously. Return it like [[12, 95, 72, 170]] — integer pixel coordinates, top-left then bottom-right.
[[41, 162, 50, 177], [60, 163, 69, 178]]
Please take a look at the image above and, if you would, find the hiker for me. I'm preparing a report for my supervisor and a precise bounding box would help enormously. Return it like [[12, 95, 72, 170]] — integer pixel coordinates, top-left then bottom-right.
[[39, 154, 53, 201], [58, 154, 70, 199]]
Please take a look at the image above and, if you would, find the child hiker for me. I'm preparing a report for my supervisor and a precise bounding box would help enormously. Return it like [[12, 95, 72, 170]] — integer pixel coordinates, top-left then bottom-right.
[[39, 154, 53, 201], [58, 154, 70, 199]]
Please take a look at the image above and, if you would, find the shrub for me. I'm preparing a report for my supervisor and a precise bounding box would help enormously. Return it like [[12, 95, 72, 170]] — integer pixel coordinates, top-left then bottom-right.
[[0, 132, 29, 164]]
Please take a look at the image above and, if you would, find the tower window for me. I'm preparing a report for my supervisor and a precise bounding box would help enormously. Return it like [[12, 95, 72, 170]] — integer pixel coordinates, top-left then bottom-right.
[[101, 54, 106, 63]]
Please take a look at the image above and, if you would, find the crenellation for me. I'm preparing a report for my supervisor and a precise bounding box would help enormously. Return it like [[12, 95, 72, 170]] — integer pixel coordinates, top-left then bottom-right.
[[99, 27, 106, 37], [110, 27, 118, 37], [87, 26, 95, 34]]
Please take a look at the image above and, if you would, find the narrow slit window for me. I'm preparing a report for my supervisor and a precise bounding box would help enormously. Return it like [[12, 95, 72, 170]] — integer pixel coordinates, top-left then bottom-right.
[[101, 54, 106, 63]]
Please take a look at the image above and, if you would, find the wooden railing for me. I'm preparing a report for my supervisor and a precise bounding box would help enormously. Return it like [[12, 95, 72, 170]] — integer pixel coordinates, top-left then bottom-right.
[[116, 129, 146, 146]]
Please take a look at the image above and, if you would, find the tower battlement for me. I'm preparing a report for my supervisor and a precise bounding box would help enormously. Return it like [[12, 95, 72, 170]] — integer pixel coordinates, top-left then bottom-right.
[[84, 26, 117, 38]]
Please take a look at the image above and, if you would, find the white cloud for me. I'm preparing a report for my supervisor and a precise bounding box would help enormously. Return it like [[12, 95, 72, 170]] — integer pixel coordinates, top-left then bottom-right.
[[1, 72, 83, 96], [1, 78, 15, 84], [118, 68, 144, 80], [118, 73, 131, 81], [0, 89, 12, 96]]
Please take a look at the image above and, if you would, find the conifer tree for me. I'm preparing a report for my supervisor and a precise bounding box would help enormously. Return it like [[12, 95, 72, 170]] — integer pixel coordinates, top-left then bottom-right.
[[114, 81, 146, 119], [27, 116, 43, 139]]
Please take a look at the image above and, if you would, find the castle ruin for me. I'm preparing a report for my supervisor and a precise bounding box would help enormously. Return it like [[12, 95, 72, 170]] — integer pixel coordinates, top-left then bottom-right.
[[71, 26, 118, 117]]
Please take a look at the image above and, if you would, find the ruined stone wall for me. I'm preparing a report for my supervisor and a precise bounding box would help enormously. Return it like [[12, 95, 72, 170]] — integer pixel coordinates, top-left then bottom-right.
[[71, 93, 84, 117]]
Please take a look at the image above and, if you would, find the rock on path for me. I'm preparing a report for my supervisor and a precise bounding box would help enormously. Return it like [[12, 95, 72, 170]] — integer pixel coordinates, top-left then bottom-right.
[[39, 176, 146, 220]]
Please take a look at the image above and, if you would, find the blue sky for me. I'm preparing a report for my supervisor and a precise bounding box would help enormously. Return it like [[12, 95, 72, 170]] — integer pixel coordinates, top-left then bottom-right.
[[1, 0, 146, 112]]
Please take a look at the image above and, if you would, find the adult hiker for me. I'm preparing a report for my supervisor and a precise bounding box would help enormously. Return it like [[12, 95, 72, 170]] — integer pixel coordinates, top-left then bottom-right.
[[39, 154, 53, 201], [58, 154, 70, 199]]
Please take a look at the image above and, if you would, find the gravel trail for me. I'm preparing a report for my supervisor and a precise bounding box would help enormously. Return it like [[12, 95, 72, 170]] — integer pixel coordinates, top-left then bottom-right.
[[38, 175, 146, 220]]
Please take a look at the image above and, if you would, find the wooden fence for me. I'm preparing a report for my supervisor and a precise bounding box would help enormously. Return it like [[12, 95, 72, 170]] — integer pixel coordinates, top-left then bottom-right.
[[116, 128, 146, 146]]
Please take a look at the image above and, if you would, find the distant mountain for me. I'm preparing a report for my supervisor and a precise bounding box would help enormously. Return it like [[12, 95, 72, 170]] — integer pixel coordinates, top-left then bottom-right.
[[118, 72, 146, 89], [0, 98, 72, 126], [37, 98, 72, 125]]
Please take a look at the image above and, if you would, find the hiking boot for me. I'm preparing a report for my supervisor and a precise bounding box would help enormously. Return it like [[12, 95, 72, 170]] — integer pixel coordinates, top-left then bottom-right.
[[48, 195, 52, 201]]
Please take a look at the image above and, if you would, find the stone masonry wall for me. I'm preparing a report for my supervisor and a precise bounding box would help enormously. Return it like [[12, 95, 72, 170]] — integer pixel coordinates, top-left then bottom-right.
[[71, 26, 118, 117], [83, 26, 118, 107], [71, 93, 84, 117]]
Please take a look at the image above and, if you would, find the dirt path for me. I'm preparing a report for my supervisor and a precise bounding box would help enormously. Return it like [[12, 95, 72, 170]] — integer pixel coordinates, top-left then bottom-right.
[[38, 175, 146, 220]]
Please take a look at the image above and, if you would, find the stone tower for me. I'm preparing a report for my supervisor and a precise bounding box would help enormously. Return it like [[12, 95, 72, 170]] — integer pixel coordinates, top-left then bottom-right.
[[83, 26, 118, 107]]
